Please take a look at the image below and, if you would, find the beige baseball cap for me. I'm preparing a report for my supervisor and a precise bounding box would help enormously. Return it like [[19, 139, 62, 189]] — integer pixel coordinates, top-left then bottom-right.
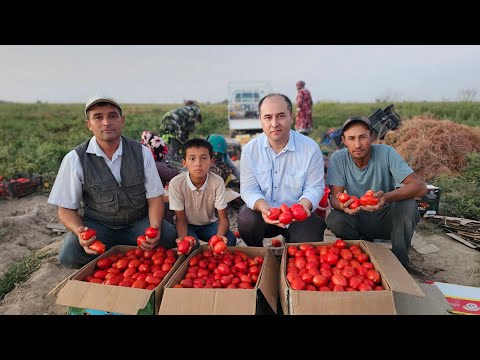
[[85, 96, 122, 118]]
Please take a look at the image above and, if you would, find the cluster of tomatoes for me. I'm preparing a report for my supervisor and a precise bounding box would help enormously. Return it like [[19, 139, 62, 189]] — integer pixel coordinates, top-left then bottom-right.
[[83, 246, 179, 289], [173, 249, 264, 289], [338, 190, 379, 210], [268, 203, 308, 225], [286, 239, 384, 292]]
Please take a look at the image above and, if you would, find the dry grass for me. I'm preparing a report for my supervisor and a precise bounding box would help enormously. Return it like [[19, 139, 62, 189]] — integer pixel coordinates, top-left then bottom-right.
[[383, 116, 480, 182]]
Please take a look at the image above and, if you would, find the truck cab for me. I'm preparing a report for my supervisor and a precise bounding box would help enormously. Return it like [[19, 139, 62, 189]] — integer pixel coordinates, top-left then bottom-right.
[[227, 81, 271, 137]]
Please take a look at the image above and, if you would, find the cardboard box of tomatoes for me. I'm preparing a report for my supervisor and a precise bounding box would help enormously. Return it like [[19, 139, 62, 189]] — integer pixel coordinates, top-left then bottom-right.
[[56, 245, 186, 315], [158, 245, 280, 315], [279, 240, 425, 315]]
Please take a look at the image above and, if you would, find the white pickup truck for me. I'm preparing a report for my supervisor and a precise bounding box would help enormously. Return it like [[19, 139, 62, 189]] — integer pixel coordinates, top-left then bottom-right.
[[227, 81, 271, 137]]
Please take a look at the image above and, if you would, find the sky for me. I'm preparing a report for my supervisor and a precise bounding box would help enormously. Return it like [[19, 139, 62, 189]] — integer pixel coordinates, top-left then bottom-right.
[[1, 45, 479, 104]]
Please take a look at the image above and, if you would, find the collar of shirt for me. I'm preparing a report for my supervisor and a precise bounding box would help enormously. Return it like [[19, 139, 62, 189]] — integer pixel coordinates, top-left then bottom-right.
[[86, 136, 123, 162], [186, 171, 209, 191], [260, 130, 296, 154]]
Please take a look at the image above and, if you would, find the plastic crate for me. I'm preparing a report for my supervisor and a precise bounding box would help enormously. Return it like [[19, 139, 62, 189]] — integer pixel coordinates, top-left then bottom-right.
[[0, 174, 42, 198], [368, 104, 401, 140]]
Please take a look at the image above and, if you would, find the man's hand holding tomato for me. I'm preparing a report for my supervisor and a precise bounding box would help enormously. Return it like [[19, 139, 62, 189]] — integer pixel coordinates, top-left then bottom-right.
[[175, 235, 196, 255], [141, 225, 160, 251], [256, 200, 285, 228], [336, 192, 361, 215], [78, 226, 99, 254], [360, 190, 386, 212]]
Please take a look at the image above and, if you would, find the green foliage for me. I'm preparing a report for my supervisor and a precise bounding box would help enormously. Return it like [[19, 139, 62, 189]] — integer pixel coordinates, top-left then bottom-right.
[[0, 250, 55, 301], [1, 101, 479, 220], [434, 153, 480, 221]]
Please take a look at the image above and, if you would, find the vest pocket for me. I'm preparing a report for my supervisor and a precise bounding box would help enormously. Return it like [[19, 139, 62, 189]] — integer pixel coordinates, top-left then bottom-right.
[[124, 179, 147, 208], [88, 183, 119, 213]]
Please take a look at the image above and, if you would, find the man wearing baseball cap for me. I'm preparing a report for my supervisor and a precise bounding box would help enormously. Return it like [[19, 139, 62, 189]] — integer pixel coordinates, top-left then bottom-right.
[[48, 96, 178, 268], [325, 115, 428, 268]]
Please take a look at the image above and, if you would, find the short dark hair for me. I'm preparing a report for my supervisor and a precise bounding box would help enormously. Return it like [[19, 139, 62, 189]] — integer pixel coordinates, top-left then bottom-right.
[[182, 138, 213, 159], [258, 93, 293, 115]]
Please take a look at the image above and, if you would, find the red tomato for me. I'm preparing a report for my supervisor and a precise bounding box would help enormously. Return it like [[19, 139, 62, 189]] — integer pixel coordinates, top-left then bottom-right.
[[271, 239, 282, 247], [138, 263, 150, 274], [291, 207, 308, 221], [131, 280, 147, 289], [145, 227, 159, 238], [177, 239, 190, 254], [312, 274, 328, 288], [145, 275, 161, 286], [212, 240, 227, 255], [365, 189, 375, 197], [340, 249, 353, 261], [280, 204, 290, 214], [338, 193, 351, 203], [291, 278, 306, 290], [355, 253, 369, 263], [331, 274, 348, 287], [88, 240, 105, 254], [349, 197, 361, 209], [366, 269, 381, 284], [290, 203, 303, 212], [137, 235, 146, 247], [268, 207, 281, 220], [278, 212, 293, 225], [80, 229, 96, 240], [114, 258, 129, 271], [334, 239, 347, 249], [96, 258, 112, 269]]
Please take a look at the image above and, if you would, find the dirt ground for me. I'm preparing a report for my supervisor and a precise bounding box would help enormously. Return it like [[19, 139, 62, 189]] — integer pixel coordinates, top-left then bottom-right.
[[0, 193, 478, 315]]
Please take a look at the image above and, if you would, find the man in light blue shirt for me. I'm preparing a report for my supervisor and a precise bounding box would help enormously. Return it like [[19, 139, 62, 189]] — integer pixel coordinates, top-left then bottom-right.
[[238, 94, 326, 246], [326, 116, 428, 268], [48, 96, 177, 268]]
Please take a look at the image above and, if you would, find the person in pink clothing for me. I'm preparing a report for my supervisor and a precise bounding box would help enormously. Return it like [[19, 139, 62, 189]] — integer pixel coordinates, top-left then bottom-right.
[[295, 80, 313, 136]]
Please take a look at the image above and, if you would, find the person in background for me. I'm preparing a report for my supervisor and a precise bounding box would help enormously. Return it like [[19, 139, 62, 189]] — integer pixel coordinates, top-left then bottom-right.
[[168, 138, 237, 249], [206, 134, 241, 181], [295, 80, 313, 136], [238, 93, 326, 246], [159, 100, 203, 159], [326, 116, 428, 268], [48, 96, 178, 269], [140, 130, 179, 224]]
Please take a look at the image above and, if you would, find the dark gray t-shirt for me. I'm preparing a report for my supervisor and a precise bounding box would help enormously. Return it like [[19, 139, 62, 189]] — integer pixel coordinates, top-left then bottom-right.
[[326, 144, 413, 198]]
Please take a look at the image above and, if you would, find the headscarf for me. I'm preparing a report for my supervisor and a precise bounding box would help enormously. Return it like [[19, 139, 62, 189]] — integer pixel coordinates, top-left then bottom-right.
[[141, 130, 168, 161], [296, 80, 305, 88], [206, 134, 228, 163]]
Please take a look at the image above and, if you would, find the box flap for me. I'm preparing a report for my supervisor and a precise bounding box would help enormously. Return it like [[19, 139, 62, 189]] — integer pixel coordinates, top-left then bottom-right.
[[56, 280, 152, 315], [159, 288, 256, 314], [361, 241, 424, 297], [257, 248, 279, 314], [278, 245, 290, 315]]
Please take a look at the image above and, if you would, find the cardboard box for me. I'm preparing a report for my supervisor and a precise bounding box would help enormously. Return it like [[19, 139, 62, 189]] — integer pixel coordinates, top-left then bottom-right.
[[159, 245, 279, 315], [56, 245, 185, 315], [434, 281, 480, 315], [279, 240, 425, 315], [417, 184, 441, 216]]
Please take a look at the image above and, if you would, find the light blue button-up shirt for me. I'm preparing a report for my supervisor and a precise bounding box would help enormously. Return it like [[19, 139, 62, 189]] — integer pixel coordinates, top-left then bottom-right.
[[240, 130, 325, 210]]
